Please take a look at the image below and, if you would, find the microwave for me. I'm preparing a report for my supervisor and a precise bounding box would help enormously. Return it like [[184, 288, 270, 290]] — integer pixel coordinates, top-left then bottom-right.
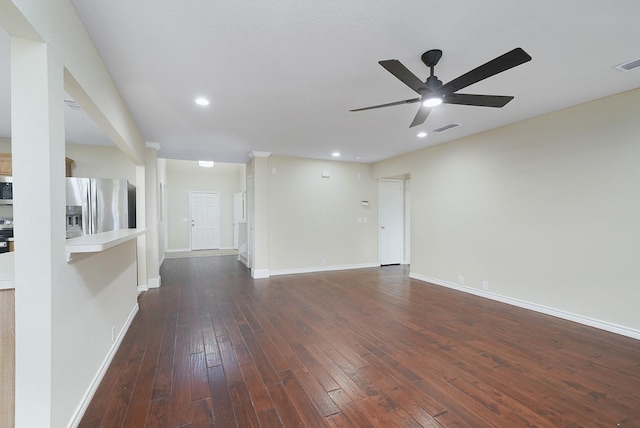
[[0, 176, 12, 205]]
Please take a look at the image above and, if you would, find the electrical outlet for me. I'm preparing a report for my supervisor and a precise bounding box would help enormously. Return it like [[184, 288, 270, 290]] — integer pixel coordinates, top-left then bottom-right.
[[482, 280, 489, 291], [111, 326, 116, 342], [321, 259, 326, 266], [458, 275, 464, 285]]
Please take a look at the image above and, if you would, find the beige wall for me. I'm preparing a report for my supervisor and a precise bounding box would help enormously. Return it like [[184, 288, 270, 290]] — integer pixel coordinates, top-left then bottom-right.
[[65, 143, 136, 183], [0, 140, 136, 183], [373, 87, 640, 333], [165, 160, 245, 250], [0, 137, 9, 152], [0, 141, 136, 219], [267, 156, 379, 272]]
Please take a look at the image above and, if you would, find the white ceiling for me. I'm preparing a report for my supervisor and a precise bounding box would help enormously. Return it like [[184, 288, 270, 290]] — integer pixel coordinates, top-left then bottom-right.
[[1, 1, 640, 164]]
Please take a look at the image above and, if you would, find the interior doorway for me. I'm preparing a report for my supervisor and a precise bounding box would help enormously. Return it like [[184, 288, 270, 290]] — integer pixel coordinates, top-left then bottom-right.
[[189, 191, 220, 250]]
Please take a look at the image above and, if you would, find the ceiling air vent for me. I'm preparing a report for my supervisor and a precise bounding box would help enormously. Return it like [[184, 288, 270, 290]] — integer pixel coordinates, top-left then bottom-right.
[[614, 58, 640, 72], [63, 99, 82, 110], [433, 123, 460, 133]]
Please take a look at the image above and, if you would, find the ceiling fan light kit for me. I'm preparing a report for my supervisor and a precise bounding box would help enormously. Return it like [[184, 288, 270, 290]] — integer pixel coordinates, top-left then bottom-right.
[[351, 47, 532, 127], [422, 97, 442, 107]]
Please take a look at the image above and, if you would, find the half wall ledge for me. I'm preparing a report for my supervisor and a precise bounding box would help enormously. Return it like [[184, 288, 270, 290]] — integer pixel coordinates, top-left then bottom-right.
[[65, 229, 146, 262]]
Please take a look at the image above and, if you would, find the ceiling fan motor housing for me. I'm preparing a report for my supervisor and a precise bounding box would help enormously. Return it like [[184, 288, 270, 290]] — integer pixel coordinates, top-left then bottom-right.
[[425, 75, 443, 91]]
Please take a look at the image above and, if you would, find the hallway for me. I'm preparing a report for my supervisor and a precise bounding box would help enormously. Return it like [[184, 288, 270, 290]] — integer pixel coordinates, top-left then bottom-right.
[[80, 256, 640, 427]]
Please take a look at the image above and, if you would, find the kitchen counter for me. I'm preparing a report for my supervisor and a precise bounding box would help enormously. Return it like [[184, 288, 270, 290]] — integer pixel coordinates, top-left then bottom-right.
[[0, 252, 14, 290]]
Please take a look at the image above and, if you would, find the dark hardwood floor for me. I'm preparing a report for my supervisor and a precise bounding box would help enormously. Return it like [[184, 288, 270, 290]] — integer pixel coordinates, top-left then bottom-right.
[[80, 256, 640, 427]]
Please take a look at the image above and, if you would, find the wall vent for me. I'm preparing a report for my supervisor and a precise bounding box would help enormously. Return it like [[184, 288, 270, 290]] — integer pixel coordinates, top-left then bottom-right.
[[614, 58, 640, 72], [433, 123, 460, 133], [63, 99, 82, 110]]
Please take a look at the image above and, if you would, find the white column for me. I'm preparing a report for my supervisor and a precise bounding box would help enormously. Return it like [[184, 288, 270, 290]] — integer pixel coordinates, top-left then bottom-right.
[[144, 143, 160, 288], [11, 36, 65, 427], [136, 164, 147, 289], [248, 151, 270, 278]]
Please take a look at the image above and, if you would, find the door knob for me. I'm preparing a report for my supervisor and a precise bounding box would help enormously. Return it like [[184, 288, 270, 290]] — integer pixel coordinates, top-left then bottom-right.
[[381, 226, 385, 229]]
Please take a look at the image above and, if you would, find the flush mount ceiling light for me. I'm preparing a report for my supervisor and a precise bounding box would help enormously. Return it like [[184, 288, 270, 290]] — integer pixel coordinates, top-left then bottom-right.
[[198, 161, 214, 167], [195, 97, 210, 106], [417, 131, 428, 138], [332, 152, 341, 157]]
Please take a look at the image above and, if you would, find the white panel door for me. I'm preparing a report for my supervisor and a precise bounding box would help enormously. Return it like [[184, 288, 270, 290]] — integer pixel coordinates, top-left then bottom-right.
[[379, 179, 403, 265], [190, 191, 220, 250], [404, 179, 411, 264]]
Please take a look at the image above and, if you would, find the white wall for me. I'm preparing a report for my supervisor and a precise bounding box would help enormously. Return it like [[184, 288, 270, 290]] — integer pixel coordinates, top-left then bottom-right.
[[0, 1, 147, 426], [373, 88, 640, 335], [144, 147, 160, 287], [0, 138, 11, 218], [53, 241, 138, 426], [267, 156, 379, 273], [157, 157, 167, 260], [165, 160, 245, 250]]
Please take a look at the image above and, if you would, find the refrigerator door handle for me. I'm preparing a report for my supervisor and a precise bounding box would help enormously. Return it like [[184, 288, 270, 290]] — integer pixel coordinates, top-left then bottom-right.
[[90, 179, 98, 235]]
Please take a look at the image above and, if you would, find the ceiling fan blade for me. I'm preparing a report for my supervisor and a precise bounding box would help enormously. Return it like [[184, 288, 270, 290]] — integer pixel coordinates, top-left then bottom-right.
[[349, 97, 421, 112], [443, 93, 514, 108], [439, 48, 531, 95], [379, 60, 428, 94], [409, 104, 431, 127]]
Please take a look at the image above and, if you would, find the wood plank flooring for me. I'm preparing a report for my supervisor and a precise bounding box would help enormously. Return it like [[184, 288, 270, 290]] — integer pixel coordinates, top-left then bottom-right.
[[80, 256, 640, 427]]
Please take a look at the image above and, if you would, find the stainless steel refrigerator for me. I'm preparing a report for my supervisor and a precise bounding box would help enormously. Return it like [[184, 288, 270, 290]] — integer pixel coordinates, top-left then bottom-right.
[[66, 178, 136, 238]]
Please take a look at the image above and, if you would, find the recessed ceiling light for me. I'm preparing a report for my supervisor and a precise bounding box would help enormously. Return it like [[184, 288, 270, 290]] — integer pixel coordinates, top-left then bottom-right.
[[195, 97, 210, 106], [332, 152, 341, 157], [198, 160, 214, 167], [417, 132, 427, 138], [422, 97, 442, 107]]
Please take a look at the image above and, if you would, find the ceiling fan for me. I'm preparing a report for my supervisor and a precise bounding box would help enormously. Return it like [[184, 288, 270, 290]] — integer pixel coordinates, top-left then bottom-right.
[[350, 47, 532, 127]]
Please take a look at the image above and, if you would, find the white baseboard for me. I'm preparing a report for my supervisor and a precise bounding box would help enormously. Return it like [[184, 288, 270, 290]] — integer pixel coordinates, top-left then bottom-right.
[[148, 276, 161, 289], [251, 268, 270, 279], [238, 253, 249, 268], [270, 262, 379, 277], [165, 247, 191, 253], [68, 303, 139, 427], [409, 273, 640, 341], [137, 284, 149, 293]]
